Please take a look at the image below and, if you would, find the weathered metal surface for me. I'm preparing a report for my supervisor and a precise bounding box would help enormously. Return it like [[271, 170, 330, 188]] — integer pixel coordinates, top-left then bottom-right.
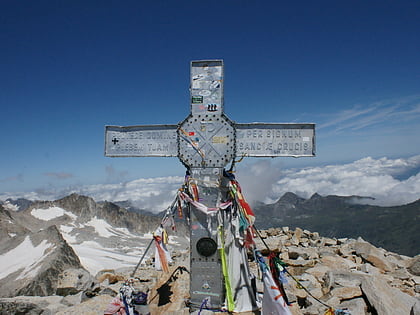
[[190, 60, 224, 116], [235, 123, 315, 157], [179, 60, 234, 168], [178, 114, 235, 168], [189, 168, 224, 309], [105, 125, 178, 157]]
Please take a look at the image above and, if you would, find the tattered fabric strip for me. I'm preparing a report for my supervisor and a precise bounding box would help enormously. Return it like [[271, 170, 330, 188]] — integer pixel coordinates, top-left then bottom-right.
[[256, 251, 292, 315], [179, 191, 232, 215]]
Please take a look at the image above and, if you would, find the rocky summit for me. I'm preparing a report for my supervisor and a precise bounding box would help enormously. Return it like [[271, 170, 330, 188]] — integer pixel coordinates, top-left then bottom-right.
[[0, 194, 419, 314], [254, 193, 420, 257]]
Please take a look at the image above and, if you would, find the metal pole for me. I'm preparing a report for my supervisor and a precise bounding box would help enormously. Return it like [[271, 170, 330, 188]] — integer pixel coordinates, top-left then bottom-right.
[[131, 237, 154, 277]]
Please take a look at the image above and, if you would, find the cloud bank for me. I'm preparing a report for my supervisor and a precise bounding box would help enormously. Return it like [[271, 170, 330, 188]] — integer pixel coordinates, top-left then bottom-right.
[[238, 155, 420, 207], [1, 156, 419, 212]]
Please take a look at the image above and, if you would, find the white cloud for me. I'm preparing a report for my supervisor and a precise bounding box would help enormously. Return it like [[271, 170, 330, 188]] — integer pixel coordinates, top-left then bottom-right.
[[1, 156, 419, 210], [318, 95, 420, 134], [237, 155, 420, 206], [0, 176, 184, 214]]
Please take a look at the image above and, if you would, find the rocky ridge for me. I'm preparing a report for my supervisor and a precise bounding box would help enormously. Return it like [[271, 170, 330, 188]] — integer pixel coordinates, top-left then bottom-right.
[[1, 226, 419, 314], [0, 194, 188, 300], [254, 193, 420, 257]]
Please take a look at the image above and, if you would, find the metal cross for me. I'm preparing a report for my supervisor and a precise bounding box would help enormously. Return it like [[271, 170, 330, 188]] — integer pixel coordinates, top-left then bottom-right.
[[104, 60, 315, 310]]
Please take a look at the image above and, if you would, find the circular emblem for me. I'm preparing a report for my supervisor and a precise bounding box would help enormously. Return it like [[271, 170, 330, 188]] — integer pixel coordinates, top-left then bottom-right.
[[196, 237, 218, 257]]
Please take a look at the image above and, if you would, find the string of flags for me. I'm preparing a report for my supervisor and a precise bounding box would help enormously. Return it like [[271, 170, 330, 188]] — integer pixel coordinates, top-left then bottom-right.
[[109, 169, 351, 315]]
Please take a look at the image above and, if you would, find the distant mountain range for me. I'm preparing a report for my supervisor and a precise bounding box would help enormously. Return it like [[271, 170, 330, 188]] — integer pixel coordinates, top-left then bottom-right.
[[253, 192, 420, 257], [2, 192, 419, 257], [0, 193, 189, 297]]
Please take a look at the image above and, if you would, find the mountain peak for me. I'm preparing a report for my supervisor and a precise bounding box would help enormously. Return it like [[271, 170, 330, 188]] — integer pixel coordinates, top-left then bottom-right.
[[276, 192, 304, 204], [309, 192, 322, 199]]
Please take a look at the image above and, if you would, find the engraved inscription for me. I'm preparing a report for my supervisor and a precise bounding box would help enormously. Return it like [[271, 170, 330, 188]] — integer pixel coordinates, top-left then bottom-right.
[[235, 126, 315, 157], [105, 126, 178, 157]]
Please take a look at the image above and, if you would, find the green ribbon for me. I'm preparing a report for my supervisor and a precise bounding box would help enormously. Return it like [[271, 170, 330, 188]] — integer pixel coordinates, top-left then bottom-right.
[[218, 226, 234, 311]]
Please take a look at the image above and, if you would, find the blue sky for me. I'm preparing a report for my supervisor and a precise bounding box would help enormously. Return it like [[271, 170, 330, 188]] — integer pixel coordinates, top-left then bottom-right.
[[1, 1, 419, 197]]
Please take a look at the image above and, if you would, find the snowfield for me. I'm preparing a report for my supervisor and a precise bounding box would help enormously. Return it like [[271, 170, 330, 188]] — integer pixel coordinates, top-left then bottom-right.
[[31, 206, 77, 221], [0, 236, 53, 280], [29, 207, 187, 275]]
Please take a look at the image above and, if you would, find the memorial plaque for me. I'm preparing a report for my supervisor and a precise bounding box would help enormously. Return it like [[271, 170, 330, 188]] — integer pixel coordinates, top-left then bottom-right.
[[235, 123, 315, 157], [105, 125, 178, 157]]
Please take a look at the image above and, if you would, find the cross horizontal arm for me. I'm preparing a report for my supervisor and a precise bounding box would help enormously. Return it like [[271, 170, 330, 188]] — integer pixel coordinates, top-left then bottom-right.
[[234, 123, 315, 157], [105, 124, 179, 157]]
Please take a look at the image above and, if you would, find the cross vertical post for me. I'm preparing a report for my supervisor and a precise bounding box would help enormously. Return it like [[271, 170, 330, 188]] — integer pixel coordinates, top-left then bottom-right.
[[104, 60, 315, 312]]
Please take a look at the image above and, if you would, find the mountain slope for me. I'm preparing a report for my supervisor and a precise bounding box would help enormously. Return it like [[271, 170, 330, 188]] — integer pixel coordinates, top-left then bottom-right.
[[12, 194, 189, 275]]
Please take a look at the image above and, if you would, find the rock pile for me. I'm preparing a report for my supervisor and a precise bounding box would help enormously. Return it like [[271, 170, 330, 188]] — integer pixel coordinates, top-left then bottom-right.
[[0, 227, 419, 314], [253, 227, 419, 314]]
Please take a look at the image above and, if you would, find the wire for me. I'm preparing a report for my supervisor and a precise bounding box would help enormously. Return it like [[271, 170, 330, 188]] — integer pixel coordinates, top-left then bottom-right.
[[130, 196, 179, 277], [252, 225, 333, 310]]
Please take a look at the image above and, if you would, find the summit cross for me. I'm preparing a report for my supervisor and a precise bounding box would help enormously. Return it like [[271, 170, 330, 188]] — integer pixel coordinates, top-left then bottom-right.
[[104, 60, 315, 310]]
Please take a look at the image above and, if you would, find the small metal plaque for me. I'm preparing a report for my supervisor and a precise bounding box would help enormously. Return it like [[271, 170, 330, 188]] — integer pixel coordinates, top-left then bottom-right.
[[190, 60, 224, 115], [235, 123, 315, 157], [105, 125, 178, 157]]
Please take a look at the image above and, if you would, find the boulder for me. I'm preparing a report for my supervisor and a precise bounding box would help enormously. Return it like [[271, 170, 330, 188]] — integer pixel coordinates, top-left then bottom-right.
[[411, 299, 420, 315], [322, 237, 337, 246], [321, 255, 358, 270], [305, 265, 330, 285], [0, 300, 45, 315], [360, 274, 418, 314], [352, 241, 395, 272], [408, 255, 420, 276], [330, 286, 362, 300], [338, 297, 368, 315], [291, 227, 303, 245], [287, 246, 318, 260], [0, 296, 64, 314], [55, 294, 115, 315], [56, 268, 96, 296], [97, 272, 125, 285], [330, 271, 362, 288]]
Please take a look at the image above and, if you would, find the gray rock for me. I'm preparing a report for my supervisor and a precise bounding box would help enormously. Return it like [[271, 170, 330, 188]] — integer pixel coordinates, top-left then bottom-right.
[[56, 268, 95, 296], [330, 286, 362, 300], [353, 241, 395, 272], [0, 296, 64, 314], [410, 299, 420, 315], [339, 297, 368, 315], [0, 300, 45, 315], [287, 246, 318, 260], [408, 255, 420, 276], [323, 237, 337, 246], [330, 271, 363, 288], [61, 292, 83, 306], [361, 274, 418, 315]]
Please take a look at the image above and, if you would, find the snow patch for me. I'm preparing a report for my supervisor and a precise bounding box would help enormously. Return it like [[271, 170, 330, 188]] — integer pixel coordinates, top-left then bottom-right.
[[3, 201, 18, 211], [31, 206, 77, 221], [0, 236, 53, 280], [85, 217, 115, 238], [71, 241, 147, 275], [60, 225, 77, 243]]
